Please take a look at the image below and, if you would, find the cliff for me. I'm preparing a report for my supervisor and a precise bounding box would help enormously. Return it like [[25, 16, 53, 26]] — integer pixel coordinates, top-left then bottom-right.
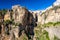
[[37, 6, 60, 24]]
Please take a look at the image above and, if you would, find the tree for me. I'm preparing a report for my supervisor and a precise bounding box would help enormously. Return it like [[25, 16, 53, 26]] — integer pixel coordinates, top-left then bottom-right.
[[2, 9, 7, 16]]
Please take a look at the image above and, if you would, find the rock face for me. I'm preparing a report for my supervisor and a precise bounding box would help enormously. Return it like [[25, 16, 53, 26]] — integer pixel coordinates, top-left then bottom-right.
[[12, 5, 29, 24], [37, 6, 60, 24], [0, 5, 38, 40], [10, 5, 37, 40], [12, 5, 58, 25], [0, 16, 4, 23], [12, 5, 37, 27], [4, 10, 11, 21], [44, 26, 60, 40], [45, 8, 60, 23], [0, 11, 4, 23], [12, 5, 24, 24]]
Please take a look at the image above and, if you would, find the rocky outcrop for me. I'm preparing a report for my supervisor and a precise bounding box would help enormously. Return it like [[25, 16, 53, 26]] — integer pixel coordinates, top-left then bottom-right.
[[38, 6, 60, 24], [9, 5, 38, 40], [44, 26, 60, 40], [4, 10, 11, 21], [12, 5, 29, 24]]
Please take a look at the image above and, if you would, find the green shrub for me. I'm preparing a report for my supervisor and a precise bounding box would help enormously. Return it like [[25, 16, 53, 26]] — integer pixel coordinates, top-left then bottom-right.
[[54, 22, 60, 26], [4, 19, 15, 25], [43, 22, 54, 27], [23, 37, 27, 40], [35, 30, 50, 40], [43, 22, 60, 27]]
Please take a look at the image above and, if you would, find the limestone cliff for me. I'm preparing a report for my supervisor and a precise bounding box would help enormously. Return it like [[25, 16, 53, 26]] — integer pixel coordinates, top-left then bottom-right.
[[38, 6, 60, 24]]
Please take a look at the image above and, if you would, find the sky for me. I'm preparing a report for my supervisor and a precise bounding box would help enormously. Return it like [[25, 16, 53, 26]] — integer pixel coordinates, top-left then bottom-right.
[[0, 0, 56, 10]]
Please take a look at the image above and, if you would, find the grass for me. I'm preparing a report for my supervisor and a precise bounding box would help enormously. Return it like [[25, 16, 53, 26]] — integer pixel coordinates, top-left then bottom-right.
[[43, 22, 54, 27], [34, 22, 60, 40], [34, 23, 50, 40], [35, 29, 50, 40], [42, 22, 60, 27]]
